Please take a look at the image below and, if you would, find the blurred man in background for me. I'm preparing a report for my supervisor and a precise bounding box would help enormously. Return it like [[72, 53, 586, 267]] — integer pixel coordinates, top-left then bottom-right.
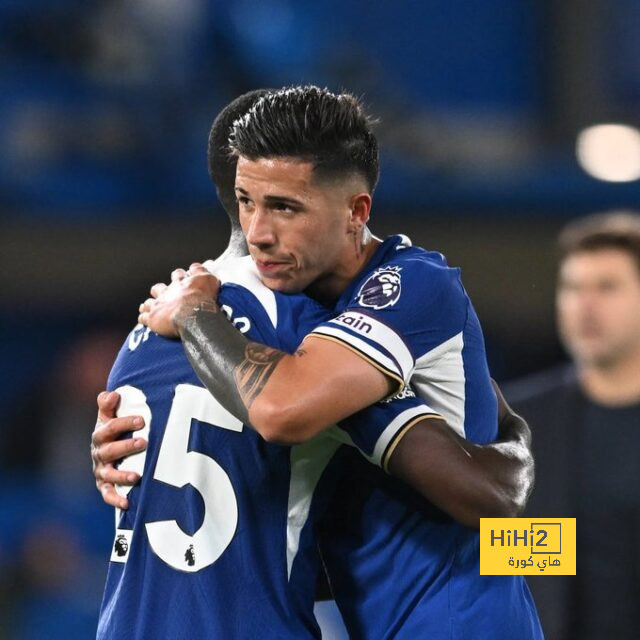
[[507, 211, 640, 640]]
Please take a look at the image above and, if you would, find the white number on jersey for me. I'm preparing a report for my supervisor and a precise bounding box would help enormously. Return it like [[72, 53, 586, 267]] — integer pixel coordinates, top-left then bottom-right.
[[128, 324, 151, 351], [220, 304, 251, 334], [114, 384, 243, 572]]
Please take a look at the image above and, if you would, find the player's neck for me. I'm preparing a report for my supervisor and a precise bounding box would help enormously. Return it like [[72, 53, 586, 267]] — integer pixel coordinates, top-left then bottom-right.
[[218, 227, 249, 261], [306, 235, 381, 307], [579, 348, 640, 407]]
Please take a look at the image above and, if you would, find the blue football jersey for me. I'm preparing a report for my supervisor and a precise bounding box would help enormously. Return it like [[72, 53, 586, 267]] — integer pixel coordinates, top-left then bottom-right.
[[97, 257, 334, 640], [315, 236, 544, 639], [311, 234, 497, 446]]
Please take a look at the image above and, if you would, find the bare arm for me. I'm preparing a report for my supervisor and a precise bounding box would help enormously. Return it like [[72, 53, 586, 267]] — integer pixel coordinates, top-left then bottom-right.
[[92, 384, 533, 526], [387, 383, 534, 527], [137, 266, 534, 519], [139, 265, 394, 443]]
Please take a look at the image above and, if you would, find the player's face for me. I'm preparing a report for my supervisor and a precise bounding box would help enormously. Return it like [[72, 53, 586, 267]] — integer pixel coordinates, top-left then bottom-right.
[[556, 249, 640, 368], [235, 156, 369, 297]]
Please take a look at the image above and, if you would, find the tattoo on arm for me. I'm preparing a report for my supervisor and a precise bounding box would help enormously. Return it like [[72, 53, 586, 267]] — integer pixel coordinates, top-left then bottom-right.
[[173, 300, 220, 334], [178, 299, 296, 426], [235, 344, 286, 408]]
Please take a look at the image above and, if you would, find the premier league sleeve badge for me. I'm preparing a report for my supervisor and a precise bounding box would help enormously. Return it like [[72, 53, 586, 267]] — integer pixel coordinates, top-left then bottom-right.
[[357, 266, 402, 310]]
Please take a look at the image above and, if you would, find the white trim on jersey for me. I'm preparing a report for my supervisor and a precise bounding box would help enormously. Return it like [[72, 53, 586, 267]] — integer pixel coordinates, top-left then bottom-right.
[[328, 403, 440, 469], [309, 326, 402, 381], [286, 435, 342, 579], [205, 256, 279, 328], [395, 234, 413, 249], [311, 312, 414, 382], [328, 409, 444, 477], [411, 332, 467, 437], [369, 405, 438, 467]]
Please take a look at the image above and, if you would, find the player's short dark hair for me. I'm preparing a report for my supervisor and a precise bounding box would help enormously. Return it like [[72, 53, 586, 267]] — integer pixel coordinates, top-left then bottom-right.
[[229, 86, 379, 193], [558, 211, 640, 273], [208, 89, 273, 217]]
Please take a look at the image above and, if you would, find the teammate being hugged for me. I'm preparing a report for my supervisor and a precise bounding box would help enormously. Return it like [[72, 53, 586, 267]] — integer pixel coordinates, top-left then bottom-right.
[[96, 90, 334, 639]]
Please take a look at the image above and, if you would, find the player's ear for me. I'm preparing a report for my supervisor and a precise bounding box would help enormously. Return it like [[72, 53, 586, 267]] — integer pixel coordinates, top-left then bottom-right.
[[349, 192, 371, 233]]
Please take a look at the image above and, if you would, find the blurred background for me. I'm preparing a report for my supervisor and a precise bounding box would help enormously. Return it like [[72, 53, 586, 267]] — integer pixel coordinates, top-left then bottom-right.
[[1, 0, 639, 637]]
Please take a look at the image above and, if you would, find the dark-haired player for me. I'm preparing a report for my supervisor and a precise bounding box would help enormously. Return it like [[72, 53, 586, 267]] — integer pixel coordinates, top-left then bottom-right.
[[139, 86, 542, 638]]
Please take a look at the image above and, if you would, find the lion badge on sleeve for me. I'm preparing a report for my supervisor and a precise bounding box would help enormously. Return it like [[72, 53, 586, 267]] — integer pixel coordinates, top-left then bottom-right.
[[357, 266, 402, 310]]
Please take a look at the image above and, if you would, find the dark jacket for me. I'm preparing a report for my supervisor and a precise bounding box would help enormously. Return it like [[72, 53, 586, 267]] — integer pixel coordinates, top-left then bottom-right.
[[506, 365, 582, 640]]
